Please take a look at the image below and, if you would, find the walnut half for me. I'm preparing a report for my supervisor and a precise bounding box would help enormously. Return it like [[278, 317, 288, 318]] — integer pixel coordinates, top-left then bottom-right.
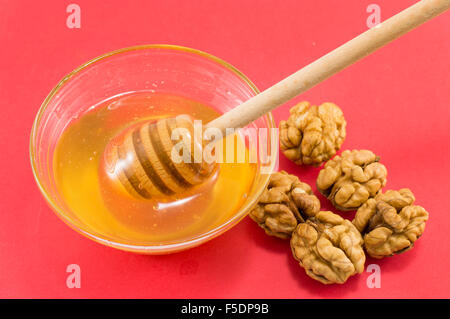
[[316, 150, 387, 211], [249, 171, 320, 239], [291, 211, 365, 284], [279, 101, 346, 166], [353, 188, 429, 259]]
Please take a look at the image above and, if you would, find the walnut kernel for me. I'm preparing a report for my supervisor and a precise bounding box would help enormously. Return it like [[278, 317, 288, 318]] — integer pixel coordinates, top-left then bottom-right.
[[353, 188, 428, 259], [291, 211, 365, 284], [249, 171, 320, 239], [279, 101, 346, 166], [316, 150, 387, 211]]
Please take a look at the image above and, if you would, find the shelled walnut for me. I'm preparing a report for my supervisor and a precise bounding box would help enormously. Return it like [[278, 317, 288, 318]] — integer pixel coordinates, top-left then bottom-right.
[[279, 101, 346, 166], [353, 188, 428, 259], [290, 211, 365, 284], [249, 171, 320, 239], [316, 150, 387, 211]]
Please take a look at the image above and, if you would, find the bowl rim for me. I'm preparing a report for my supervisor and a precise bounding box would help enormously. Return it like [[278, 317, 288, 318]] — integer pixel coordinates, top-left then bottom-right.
[[30, 44, 277, 253]]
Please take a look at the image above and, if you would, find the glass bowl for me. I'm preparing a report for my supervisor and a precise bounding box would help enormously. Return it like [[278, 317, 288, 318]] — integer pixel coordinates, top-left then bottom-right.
[[30, 45, 277, 254]]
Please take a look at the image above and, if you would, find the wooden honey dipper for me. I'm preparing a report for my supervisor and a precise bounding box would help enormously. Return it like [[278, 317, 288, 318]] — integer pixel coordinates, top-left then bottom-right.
[[103, 0, 449, 199]]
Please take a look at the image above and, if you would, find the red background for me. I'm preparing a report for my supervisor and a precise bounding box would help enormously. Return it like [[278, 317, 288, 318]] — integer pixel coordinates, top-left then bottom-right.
[[0, 0, 449, 298]]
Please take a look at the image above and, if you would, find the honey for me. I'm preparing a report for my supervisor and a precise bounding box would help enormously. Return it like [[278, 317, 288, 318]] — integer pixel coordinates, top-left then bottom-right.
[[53, 91, 257, 245]]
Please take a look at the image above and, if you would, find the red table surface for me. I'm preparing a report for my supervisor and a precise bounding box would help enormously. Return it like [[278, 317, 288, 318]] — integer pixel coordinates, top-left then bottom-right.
[[0, 0, 449, 298]]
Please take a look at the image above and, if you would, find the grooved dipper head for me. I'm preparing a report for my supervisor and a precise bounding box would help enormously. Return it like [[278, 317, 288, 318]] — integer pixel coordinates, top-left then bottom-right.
[[102, 115, 217, 199]]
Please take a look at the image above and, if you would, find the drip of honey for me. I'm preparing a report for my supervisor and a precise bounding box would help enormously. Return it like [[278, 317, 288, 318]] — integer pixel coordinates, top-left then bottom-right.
[[53, 92, 257, 245]]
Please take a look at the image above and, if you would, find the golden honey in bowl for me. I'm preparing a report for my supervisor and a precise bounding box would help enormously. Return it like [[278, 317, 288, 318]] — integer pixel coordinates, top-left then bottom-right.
[[53, 91, 257, 244]]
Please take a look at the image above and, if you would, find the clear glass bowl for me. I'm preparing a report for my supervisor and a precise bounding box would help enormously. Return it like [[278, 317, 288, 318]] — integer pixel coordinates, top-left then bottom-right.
[[30, 45, 277, 254]]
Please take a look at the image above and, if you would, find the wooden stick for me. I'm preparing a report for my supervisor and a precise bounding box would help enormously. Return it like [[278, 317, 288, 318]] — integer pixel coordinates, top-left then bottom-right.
[[206, 0, 450, 134]]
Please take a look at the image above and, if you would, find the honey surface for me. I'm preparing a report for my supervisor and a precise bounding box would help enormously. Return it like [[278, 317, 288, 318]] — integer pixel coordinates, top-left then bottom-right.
[[53, 92, 257, 245]]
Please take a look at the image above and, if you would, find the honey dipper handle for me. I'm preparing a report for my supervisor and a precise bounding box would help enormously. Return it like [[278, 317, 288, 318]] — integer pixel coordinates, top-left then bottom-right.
[[206, 0, 450, 134]]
